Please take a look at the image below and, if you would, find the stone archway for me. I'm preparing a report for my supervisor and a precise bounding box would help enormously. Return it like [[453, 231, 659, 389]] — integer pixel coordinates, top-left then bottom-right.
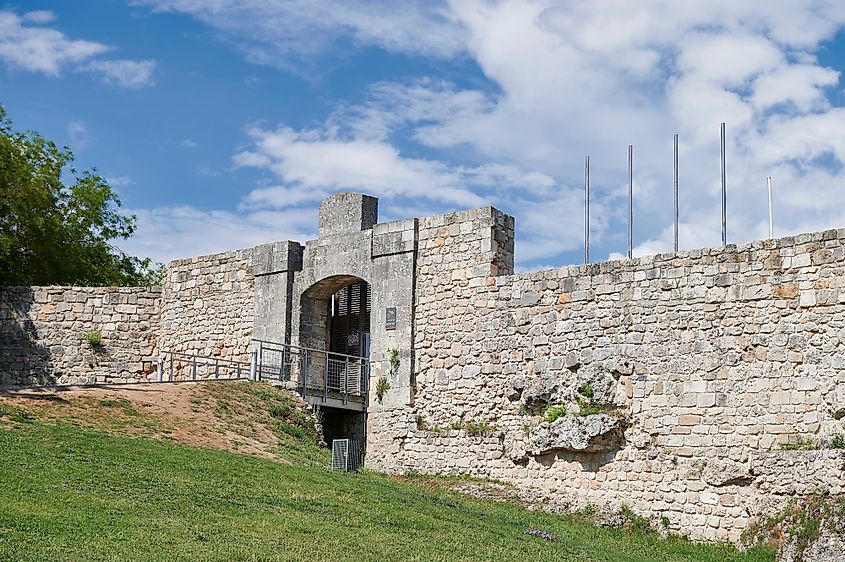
[[299, 275, 371, 359], [298, 275, 371, 462]]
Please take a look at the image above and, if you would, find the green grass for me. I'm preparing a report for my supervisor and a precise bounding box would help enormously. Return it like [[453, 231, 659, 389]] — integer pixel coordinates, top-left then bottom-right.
[[0, 385, 776, 562]]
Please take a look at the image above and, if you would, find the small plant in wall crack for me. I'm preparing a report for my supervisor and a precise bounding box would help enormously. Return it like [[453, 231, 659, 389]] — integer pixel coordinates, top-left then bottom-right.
[[375, 377, 391, 405], [83, 331, 103, 348], [575, 383, 618, 417], [388, 348, 400, 375]]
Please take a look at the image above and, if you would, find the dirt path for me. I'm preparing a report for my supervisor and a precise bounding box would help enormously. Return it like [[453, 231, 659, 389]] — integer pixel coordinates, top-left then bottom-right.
[[0, 381, 288, 461]]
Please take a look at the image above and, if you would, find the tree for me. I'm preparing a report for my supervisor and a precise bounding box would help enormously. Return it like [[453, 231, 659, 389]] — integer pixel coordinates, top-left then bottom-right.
[[0, 105, 162, 286]]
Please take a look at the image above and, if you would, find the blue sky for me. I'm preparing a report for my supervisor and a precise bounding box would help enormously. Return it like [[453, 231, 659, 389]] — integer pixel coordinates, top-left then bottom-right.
[[4, 1, 845, 269]]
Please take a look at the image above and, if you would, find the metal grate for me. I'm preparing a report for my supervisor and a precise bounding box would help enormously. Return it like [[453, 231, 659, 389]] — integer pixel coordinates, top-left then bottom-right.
[[331, 438, 364, 472], [332, 439, 350, 470]]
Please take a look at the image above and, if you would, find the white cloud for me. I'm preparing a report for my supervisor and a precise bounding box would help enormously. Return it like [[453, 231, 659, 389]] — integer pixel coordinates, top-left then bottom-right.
[[79, 59, 156, 88], [181, 138, 198, 149], [0, 9, 156, 88], [21, 10, 55, 24], [128, 1, 845, 268], [134, 0, 467, 66], [105, 176, 133, 187], [66, 120, 91, 151], [119, 205, 317, 264], [233, 125, 487, 208], [0, 10, 110, 74]]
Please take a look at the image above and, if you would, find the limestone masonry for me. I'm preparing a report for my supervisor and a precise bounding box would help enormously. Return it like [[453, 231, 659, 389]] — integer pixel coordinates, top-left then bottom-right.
[[2, 192, 845, 544]]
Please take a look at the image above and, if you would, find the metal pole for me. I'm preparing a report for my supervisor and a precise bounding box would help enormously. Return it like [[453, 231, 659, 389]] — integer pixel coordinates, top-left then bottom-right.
[[584, 156, 590, 264], [169, 354, 173, 382], [673, 133, 679, 253], [720, 122, 727, 246], [767, 176, 773, 238], [280, 347, 286, 382], [323, 353, 329, 402], [301, 350, 308, 398], [257, 340, 263, 382], [628, 144, 634, 259], [157, 358, 163, 383], [192, 352, 197, 381], [344, 356, 350, 405]]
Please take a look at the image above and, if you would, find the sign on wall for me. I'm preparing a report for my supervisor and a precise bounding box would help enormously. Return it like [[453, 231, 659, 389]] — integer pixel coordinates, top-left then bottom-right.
[[385, 307, 397, 331], [347, 332, 360, 347]]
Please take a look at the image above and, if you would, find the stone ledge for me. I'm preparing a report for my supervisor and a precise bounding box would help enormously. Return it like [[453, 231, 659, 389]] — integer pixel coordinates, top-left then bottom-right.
[[251, 241, 303, 276]]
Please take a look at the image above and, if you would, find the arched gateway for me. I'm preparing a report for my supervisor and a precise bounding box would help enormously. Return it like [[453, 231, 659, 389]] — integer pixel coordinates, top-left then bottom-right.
[[251, 192, 420, 467]]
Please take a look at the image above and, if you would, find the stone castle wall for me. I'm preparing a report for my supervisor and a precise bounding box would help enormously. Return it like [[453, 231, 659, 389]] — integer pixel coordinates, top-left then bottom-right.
[[368, 214, 845, 543], [3, 192, 845, 545], [157, 249, 255, 365], [0, 249, 256, 385], [0, 286, 160, 385]]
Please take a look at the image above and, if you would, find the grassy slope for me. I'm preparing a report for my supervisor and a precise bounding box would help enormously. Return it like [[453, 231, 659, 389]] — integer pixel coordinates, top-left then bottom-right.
[[0, 383, 775, 562]]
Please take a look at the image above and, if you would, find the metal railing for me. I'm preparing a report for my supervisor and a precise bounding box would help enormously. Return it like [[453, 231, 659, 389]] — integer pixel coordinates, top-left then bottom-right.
[[252, 339, 369, 406], [157, 350, 252, 382]]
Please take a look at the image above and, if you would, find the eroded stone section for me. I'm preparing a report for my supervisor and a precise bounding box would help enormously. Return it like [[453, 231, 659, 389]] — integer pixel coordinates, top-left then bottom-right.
[[753, 451, 845, 495], [524, 414, 624, 456]]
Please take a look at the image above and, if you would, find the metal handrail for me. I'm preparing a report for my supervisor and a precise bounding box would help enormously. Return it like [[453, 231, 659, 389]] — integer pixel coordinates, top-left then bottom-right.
[[252, 338, 369, 406], [158, 349, 252, 382], [252, 339, 368, 362]]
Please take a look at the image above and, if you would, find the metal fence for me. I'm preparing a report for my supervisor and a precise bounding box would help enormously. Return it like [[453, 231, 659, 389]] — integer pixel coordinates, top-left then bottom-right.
[[253, 339, 369, 406], [158, 350, 252, 382]]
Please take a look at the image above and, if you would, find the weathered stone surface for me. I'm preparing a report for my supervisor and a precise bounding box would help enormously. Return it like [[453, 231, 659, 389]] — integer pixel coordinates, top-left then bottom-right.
[[0, 286, 161, 385], [521, 373, 559, 408], [826, 386, 845, 420], [526, 414, 623, 455], [701, 458, 753, 487], [779, 526, 845, 562], [594, 501, 626, 528]]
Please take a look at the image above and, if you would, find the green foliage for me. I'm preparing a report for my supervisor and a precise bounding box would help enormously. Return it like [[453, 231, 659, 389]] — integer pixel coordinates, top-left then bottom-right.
[[0, 403, 33, 423], [742, 494, 845, 559], [780, 437, 817, 451], [0, 401, 774, 561], [578, 383, 595, 400], [448, 419, 497, 435], [388, 348, 400, 375], [576, 401, 618, 416], [464, 421, 496, 436], [375, 377, 391, 404], [0, 105, 161, 286], [778, 433, 845, 450], [97, 398, 138, 417], [83, 331, 102, 347], [620, 505, 654, 535], [826, 433, 845, 449], [574, 383, 618, 417], [544, 404, 568, 423]]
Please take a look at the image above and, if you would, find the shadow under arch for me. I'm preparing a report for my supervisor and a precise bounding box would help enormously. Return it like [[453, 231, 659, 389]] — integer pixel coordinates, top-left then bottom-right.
[[299, 274, 371, 359]]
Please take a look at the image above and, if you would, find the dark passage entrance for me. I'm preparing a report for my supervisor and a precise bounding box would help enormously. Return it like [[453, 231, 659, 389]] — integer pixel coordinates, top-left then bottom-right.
[[329, 281, 371, 358], [321, 406, 366, 470]]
